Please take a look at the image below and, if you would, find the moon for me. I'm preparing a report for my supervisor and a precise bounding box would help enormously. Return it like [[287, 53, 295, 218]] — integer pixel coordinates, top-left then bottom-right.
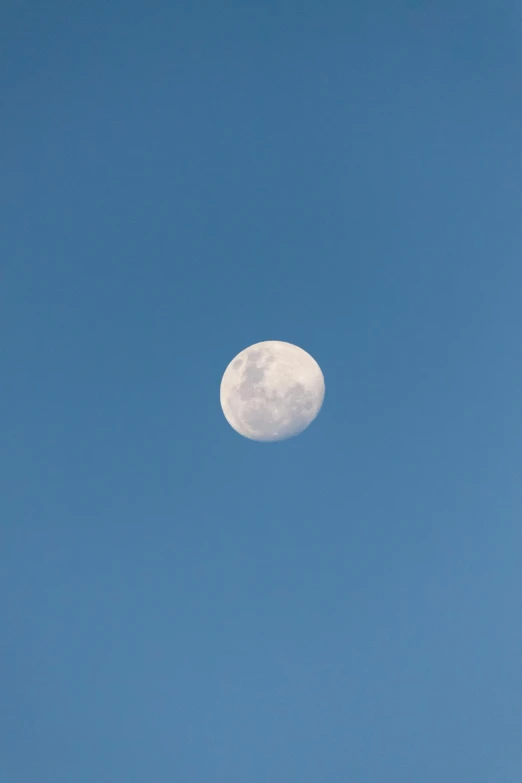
[[220, 341, 325, 441]]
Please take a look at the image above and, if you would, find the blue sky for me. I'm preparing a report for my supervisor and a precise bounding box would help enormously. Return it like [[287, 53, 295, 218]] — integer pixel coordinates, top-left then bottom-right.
[[2, 1, 522, 780]]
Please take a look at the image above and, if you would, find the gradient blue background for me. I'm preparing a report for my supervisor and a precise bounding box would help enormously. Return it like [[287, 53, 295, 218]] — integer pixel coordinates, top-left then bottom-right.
[[2, 2, 522, 780]]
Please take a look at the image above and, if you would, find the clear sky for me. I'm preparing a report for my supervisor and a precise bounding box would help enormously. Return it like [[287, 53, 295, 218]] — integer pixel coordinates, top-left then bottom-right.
[[2, 2, 522, 781]]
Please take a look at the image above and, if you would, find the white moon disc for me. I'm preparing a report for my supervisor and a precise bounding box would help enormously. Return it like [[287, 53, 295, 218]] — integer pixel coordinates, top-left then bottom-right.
[[220, 341, 325, 441]]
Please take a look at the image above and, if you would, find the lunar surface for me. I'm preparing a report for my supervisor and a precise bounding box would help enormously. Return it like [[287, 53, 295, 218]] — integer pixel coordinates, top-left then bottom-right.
[[220, 341, 325, 441]]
